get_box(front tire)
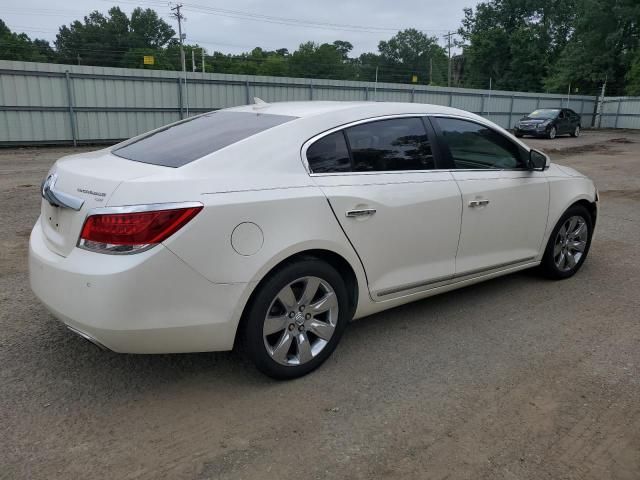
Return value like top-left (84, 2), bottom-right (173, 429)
top-left (547, 126), bottom-right (557, 139)
top-left (239, 259), bottom-right (349, 379)
top-left (540, 205), bottom-right (593, 279)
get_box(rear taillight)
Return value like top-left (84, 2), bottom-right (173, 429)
top-left (78, 203), bottom-right (202, 254)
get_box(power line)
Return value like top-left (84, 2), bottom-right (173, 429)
top-left (101, 0), bottom-right (456, 35)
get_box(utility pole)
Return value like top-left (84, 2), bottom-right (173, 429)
top-left (596, 76), bottom-right (607, 128)
top-left (374, 66), bottom-right (378, 101)
top-left (170, 3), bottom-right (188, 115)
top-left (429, 57), bottom-right (433, 85)
top-left (443, 31), bottom-right (455, 87)
top-left (192, 49), bottom-right (196, 72)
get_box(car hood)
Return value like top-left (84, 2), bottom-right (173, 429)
top-left (519, 117), bottom-right (549, 123)
top-left (554, 164), bottom-right (587, 178)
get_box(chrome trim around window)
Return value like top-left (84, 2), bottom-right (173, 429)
top-left (300, 113), bottom-right (433, 176)
top-left (84, 201), bottom-right (204, 216)
top-left (41, 173), bottom-right (85, 211)
top-left (301, 112), bottom-right (536, 177)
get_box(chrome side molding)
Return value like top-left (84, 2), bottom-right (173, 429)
top-left (41, 173), bottom-right (85, 211)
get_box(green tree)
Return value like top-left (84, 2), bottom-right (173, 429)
top-left (0, 19), bottom-right (55, 62)
top-left (545, 0), bottom-right (640, 95)
top-left (459, 0), bottom-right (577, 91)
top-left (625, 49), bottom-right (640, 95)
top-left (289, 41), bottom-right (355, 79)
top-left (129, 8), bottom-right (175, 49)
top-left (377, 29), bottom-right (448, 85)
top-left (55, 6), bottom-right (174, 67)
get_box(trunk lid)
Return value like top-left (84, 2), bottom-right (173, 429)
top-left (40, 149), bottom-right (164, 257)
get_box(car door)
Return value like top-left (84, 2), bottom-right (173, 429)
top-left (430, 116), bottom-right (549, 277)
top-left (557, 109), bottom-right (570, 134)
top-left (304, 116), bottom-right (462, 300)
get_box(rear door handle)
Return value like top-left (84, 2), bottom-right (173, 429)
top-left (346, 208), bottom-right (377, 218)
top-left (468, 200), bottom-right (490, 208)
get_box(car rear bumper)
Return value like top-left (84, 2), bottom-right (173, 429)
top-left (29, 219), bottom-right (248, 353)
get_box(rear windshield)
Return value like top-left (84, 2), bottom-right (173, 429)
top-left (112, 111), bottom-right (296, 167)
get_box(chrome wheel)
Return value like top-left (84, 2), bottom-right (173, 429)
top-left (263, 276), bottom-right (339, 366)
top-left (549, 127), bottom-right (556, 139)
top-left (553, 216), bottom-right (588, 272)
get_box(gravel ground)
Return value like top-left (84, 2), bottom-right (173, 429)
top-left (1, 130), bottom-right (639, 480)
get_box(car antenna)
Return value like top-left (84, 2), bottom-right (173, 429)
top-left (252, 97), bottom-right (269, 110)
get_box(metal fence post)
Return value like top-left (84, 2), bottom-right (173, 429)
top-left (64, 71), bottom-right (77, 147)
top-left (448, 92), bottom-right (453, 106)
top-left (365, 86), bottom-right (369, 101)
top-left (309, 82), bottom-right (313, 100)
top-left (245, 80), bottom-right (251, 105)
top-left (411, 88), bottom-right (415, 103)
top-left (536, 97), bottom-right (540, 110)
top-left (508, 95), bottom-right (515, 129)
top-left (480, 95), bottom-right (485, 116)
top-left (177, 78), bottom-right (183, 119)
top-left (615, 98), bottom-right (622, 128)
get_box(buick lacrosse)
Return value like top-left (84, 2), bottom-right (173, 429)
top-left (30, 101), bottom-right (598, 378)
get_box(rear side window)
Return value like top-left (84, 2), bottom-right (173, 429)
top-left (306, 131), bottom-right (351, 173)
top-left (346, 117), bottom-right (434, 172)
top-left (435, 117), bottom-right (525, 169)
top-left (113, 111), bottom-right (296, 167)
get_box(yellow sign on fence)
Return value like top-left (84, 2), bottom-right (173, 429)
top-left (143, 56), bottom-right (155, 65)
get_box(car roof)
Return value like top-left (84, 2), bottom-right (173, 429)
top-left (226, 101), bottom-right (478, 120)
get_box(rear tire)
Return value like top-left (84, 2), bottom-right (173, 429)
top-left (540, 205), bottom-right (593, 279)
top-left (571, 125), bottom-right (581, 137)
top-left (239, 259), bottom-right (350, 379)
top-left (515, 132), bottom-right (523, 138)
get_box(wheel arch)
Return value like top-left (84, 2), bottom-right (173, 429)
top-left (233, 248), bottom-right (362, 348)
top-left (571, 198), bottom-right (597, 228)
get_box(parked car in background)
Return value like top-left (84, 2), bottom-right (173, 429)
top-left (514, 108), bottom-right (581, 139)
top-left (30, 101), bottom-right (598, 379)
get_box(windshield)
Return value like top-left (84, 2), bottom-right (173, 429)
top-left (527, 109), bottom-right (559, 119)
top-left (112, 111), bottom-right (297, 167)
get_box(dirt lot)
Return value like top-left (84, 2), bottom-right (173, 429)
top-left (1, 130), bottom-right (639, 479)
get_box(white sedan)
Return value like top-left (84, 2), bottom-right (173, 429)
top-left (29, 101), bottom-right (598, 378)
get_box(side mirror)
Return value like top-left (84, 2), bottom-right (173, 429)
top-left (529, 149), bottom-right (550, 171)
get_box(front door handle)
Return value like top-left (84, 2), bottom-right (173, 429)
top-left (468, 200), bottom-right (490, 208)
top-left (346, 208), bottom-right (377, 218)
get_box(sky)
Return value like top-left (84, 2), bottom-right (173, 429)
top-left (3, 0), bottom-right (475, 56)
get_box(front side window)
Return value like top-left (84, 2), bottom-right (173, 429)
top-left (435, 117), bottom-right (525, 170)
top-left (345, 117), bottom-right (435, 172)
top-left (306, 131), bottom-right (351, 173)
top-left (113, 111), bottom-right (296, 167)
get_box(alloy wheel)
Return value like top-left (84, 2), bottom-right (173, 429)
top-left (549, 127), bottom-right (556, 139)
top-left (263, 276), bottom-right (339, 366)
top-left (553, 216), bottom-right (588, 272)
top-left (574, 126), bottom-right (580, 137)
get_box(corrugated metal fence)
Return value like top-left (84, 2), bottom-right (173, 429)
top-left (0, 60), bottom-right (608, 146)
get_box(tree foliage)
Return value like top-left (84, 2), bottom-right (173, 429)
top-left (0, 19), bottom-right (55, 62)
top-left (458, 0), bottom-right (577, 91)
top-left (2, 2), bottom-right (640, 94)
